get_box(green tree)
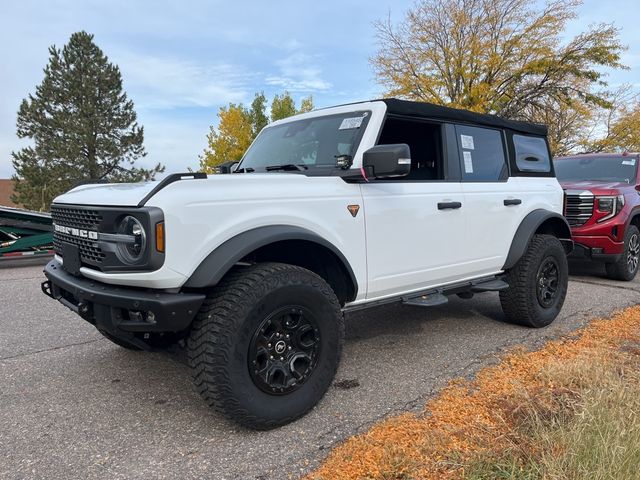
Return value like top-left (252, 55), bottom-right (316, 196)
top-left (200, 92), bottom-right (315, 172)
top-left (372, 0), bottom-right (627, 154)
top-left (270, 91), bottom-right (297, 121)
top-left (299, 95), bottom-right (315, 114)
top-left (11, 31), bottom-right (163, 211)
top-left (249, 91), bottom-right (269, 138)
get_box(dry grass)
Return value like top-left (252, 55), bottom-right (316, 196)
top-left (307, 306), bottom-right (640, 480)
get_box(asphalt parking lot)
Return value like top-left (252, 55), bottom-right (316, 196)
top-left (1, 261), bottom-right (639, 480)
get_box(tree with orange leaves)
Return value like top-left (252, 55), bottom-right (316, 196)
top-left (372, 0), bottom-right (631, 155)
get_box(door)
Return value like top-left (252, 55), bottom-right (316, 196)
top-left (361, 181), bottom-right (467, 300)
top-left (453, 124), bottom-right (523, 275)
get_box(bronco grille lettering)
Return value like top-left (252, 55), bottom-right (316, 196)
top-left (54, 223), bottom-right (98, 240)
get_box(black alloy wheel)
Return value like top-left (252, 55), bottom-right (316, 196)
top-left (536, 257), bottom-right (560, 308)
top-left (606, 225), bottom-right (640, 281)
top-left (249, 306), bottom-right (321, 395)
top-left (626, 231), bottom-right (639, 274)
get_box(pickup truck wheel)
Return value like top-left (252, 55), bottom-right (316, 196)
top-left (499, 234), bottom-right (568, 328)
top-left (605, 225), bottom-right (640, 281)
top-left (187, 262), bottom-right (344, 430)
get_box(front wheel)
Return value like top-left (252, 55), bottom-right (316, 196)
top-left (187, 262), bottom-right (344, 430)
top-left (605, 225), bottom-right (640, 281)
top-left (500, 234), bottom-right (569, 328)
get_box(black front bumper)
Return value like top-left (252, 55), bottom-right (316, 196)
top-left (42, 260), bottom-right (205, 347)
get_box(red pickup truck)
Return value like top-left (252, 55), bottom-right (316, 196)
top-left (554, 152), bottom-right (640, 281)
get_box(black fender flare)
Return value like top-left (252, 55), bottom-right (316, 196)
top-left (183, 225), bottom-right (358, 294)
top-left (503, 209), bottom-right (573, 270)
top-left (625, 205), bottom-right (640, 231)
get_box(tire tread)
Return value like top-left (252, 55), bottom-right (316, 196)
top-left (187, 262), bottom-right (344, 429)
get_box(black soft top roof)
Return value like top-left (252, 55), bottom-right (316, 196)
top-left (380, 98), bottom-right (547, 137)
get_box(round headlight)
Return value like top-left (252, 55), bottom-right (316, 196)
top-left (117, 215), bottom-right (146, 263)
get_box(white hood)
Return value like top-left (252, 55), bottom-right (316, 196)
top-left (52, 173), bottom-right (348, 208)
top-left (53, 181), bottom-right (160, 207)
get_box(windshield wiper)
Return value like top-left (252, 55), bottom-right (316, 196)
top-left (264, 163), bottom-right (308, 172)
top-left (234, 167), bottom-right (254, 173)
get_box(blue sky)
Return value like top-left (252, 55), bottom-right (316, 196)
top-left (1, 0), bottom-right (638, 179)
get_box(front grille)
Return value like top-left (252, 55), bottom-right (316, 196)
top-left (564, 191), bottom-right (594, 227)
top-left (51, 206), bottom-right (105, 264)
top-left (50, 206), bottom-right (102, 230)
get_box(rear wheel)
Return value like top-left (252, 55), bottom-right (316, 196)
top-left (500, 234), bottom-right (568, 328)
top-left (605, 225), bottom-right (640, 281)
top-left (188, 262), bottom-right (344, 430)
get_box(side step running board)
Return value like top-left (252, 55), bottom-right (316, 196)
top-left (401, 279), bottom-right (508, 308)
top-left (470, 279), bottom-right (509, 292)
top-left (343, 275), bottom-right (509, 314)
top-left (402, 292), bottom-right (448, 307)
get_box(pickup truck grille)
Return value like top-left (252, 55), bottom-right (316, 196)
top-left (564, 191), bottom-right (594, 227)
top-left (50, 206), bottom-right (105, 264)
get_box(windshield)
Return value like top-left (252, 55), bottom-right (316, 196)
top-left (237, 111), bottom-right (371, 173)
top-left (554, 156), bottom-right (638, 183)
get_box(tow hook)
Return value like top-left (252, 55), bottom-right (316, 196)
top-left (78, 302), bottom-right (90, 316)
top-left (41, 280), bottom-right (53, 299)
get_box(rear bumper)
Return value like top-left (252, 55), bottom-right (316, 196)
top-left (42, 260), bottom-right (205, 347)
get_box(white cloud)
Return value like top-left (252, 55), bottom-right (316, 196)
top-left (113, 51), bottom-right (254, 109)
top-left (265, 52), bottom-right (332, 92)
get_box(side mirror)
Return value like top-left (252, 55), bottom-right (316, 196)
top-left (362, 144), bottom-right (411, 179)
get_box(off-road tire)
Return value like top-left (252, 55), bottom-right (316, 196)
top-left (605, 225), bottom-right (640, 281)
top-left (500, 234), bottom-right (568, 328)
top-left (187, 262), bottom-right (344, 430)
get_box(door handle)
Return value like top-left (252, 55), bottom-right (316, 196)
top-left (503, 198), bottom-right (522, 206)
top-left (437, 201), bottom-right (462, 210)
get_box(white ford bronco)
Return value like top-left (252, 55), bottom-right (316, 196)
top-left (42, 99), bottom-right (573, 429)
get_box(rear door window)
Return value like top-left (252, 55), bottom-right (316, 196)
top-left (513, 135), bottom-right (551, 173)
top-left (455, 125), bottom-right (507, 181)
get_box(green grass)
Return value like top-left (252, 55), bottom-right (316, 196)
top-left (463, 348), bottom-right (640, 480)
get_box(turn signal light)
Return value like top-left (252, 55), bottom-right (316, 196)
top-left (155, 222), bottom-right (165, 253)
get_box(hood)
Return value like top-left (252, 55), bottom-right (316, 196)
top-left (53, 181), bottom-right (159, 207)
top-left (51, 173), bottom-right (338, 208)
top-left (559, 180), bottom-right (632, 196)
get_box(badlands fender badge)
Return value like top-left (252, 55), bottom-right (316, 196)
top-left (347, 205), bottom-right (360, 218)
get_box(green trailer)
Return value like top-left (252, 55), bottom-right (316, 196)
top-left (0, 206), bottom-right (54, 263)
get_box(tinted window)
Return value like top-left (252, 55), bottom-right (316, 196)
top-left (514, 135), bottom-right (550, 172)
top-left (554, 156), bottom-right (638, 183)
top-left (455, 125), bottom-right (506, 181)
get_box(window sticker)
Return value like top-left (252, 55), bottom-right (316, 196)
top-left (460, 134), bottom-right (475, 150)
top-left (622, 158), bottom-right (636, 166)
top-left (463, 151), bottom-right (474, 173)
top-left (339, 117), bottom-right (364, 130)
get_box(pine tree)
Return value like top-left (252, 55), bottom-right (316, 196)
top-left (11, 31), bottom-right (163, 211)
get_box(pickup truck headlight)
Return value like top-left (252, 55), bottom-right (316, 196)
top-left (116, 215), bottom-right (147, 263)
top-left (596, 195), bottom-right (624, 223)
